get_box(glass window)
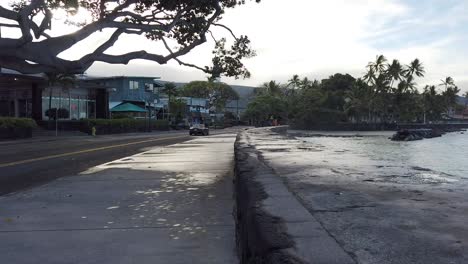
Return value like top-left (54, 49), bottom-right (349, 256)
top-left (129, 81), bottom-right (139, 90)
top-left (59, 96), bottom-right (70, 120)
top-left (79, 98), bottom-right (87, 119)
top-left (41, 97), bottom-right (61, 120)
top-left (88, 101), bottom-right (96, 119)
top-left (41, 97), bottom-right (49, 119)
top-left (153, 88), bottom-right (159, 95)
top-left (145, 83), bottom-right (154, 92)
top-left (70, 97), bottom-right (79, 120)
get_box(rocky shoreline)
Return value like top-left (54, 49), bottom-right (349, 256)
top-left (391, 127), bottom-right (466, 141)
top-left (291, 122), bottom-right (468, 132)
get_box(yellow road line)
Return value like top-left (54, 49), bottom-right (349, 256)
top-left (0, 135), bottom-right (187, 168)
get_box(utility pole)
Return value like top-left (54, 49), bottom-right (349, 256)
top-left (423, 102), bottom-right (426, 125)
top-left (56, 89), bottom-right (60, 136)
top-left (236, 99), bottom-right (239, 125)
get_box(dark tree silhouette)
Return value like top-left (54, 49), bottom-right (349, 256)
top-left (0, 0), bottom-right (258, 78)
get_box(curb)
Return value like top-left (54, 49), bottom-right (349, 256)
top-left (234, 127), bottom-right (355, 264)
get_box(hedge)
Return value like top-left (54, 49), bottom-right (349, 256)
top-left (80, 118), bottom-right (170, 135)
top-left (0, 117), bottom-right (36, 139)
top-left (0, 117), bottom-right (37, 129)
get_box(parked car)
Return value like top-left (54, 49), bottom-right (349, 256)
top-left (189, 124), bottom-right (209, 136)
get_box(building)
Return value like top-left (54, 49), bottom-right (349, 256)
top-left (110, 102), bottom-right (147, 118)
top-left (0, 69), bottom-right (45, 120)
top-left (1, 69), bottom-right (257, 125)
top-left (0, 69), bottom-right (109, 121)
top-left (157, 81), bottom-right (256, 120)
top-left (181, 97), bottom-right (210, 125)
top-left (82, 76), bottom-right (162, 111)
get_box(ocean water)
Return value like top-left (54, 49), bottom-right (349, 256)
top-left (253, 129), bottom-right (468, 263)
top-left (289, 130), bottom-right (468, 185)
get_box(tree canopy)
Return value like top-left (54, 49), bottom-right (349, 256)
top-left (0, 0), bottom-right (258, 77)
top-left (181, 80), bottom-right (211, 98)
top-left (161, 82), bottom-right (179, 99)
top-left (243, 94), bottom-right (287, 123)
top-left (243, 55), bottom-right (464, 127)
top-left (181, 80), bottom-right (238, 111)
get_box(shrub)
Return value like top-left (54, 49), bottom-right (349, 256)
top-left (80, 118), bottom-right (169, 135)
top-left (111, 113), bottom-right (132, 119)
top-left (45, 108), bottom-right (70, 119)
top-left (0, 117), bottom-right (37, 129)
top-left (151, 120), bottom-right (170, 130)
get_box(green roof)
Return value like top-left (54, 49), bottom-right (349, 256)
top-left (110, 102), bottom-right (147, 113)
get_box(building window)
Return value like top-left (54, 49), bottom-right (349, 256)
top-left (41, 87), bottom-right (96, 120)
top-left (129, 81), bottom-right (139, 90)
top-left (145, 83), bottom-right (154, 92)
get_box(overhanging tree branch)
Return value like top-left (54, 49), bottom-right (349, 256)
top-left (213, 23), bottom-right (238, 40)
top-left (161, 37), bottom-right (209, 73)
top-left (0, 0), bottom-right (258, 77)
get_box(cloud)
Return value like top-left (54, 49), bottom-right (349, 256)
top-left (3, 1), bottom-right (467, 93)
top-left (66, 0), bottom-right (468, 93)
top-left (79, 0), bottom-right (412, 86)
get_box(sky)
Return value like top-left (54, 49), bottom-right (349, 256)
top-left (2, 0), bottom-right (468, 92)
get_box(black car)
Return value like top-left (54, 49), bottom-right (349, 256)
top-left (189, 124), bottom-right (209, 136)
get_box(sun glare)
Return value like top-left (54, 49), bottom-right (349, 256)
top-left (52, 7), bottom-right (91, 27)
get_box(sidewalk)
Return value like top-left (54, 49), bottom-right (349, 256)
top-left (0, 133), bottom-right (238, 263)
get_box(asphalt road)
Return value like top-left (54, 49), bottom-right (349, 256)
top-left (0, 128), bottom-right (240, 195)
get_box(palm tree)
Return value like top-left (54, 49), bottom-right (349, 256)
top-left (363, 55), bottom-right (388, 84)
top-left (288, 74), bottom-right (301, 93)
top-left (363, 55), bottom-right (393, 122)
top-left (386, 59), bottom-right (404, 90)
top-left (301, 77), bottom-right (312, 89)
top-left (345, 79), bottom-right (376, 122)
top-left (162, 82), bottom-right (179, 100)
top-left (259, 81), bottom-right (282, 96)
top-left (422, 85), bottom-right (441, 122)
top-left (404, 58), bottom-right (425, 78)
top-left (46, 73), bottom-right (76, 88)
top-left (162, 82), bottom-right (179, 120)
top-left (439, 76), bottom-right (455, 90)
top-left (363, 67), bottom-right (376, 85)
top-left (442, 85), bottom-right (460, 114)
top-left (372, 73), bottom-right (392, 121)
top-left (398, 75), bottom-right (417, 93)
top-left (45, 72), bottom-right (76, 121)
top-left (372, 74), bottom-right (390, 93)
top-left (464, 91), bottom-right (468, 119)
top-left (368, 55), bottom-right (388, 74)
top-left (438, 77), bottom-right (458, 116)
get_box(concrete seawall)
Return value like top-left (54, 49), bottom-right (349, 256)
top-left (234, 127), bottom-right (355, 264)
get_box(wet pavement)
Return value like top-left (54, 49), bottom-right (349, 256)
top-left (249, 128), bottom-right (468, 264)
top-left (0, 133), bottom-right (238, 264)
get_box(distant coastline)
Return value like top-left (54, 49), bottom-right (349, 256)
top-left (289, 122), bottom-right (468, 132)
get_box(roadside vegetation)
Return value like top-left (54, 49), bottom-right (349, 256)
top-left (181, 80), bottom-right (240, 112)
top-left (0, 117), bottom-right (37, 129)
top-left (244, 55), bottom-right (462, 128)
top-left (160, 80), bottom-right (240, 126)
top-left (80, 119), bottom-right (169, 135)
top-left (0, 117), bottom-right (37, 139)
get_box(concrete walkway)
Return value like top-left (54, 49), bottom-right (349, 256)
top-left (0, 133), bottom-right (238, 264)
